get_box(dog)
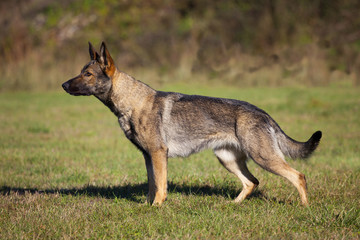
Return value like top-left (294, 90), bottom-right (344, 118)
top-left (62, 42), bottom-right (322, 206)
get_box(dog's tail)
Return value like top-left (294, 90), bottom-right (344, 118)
top-left (275, 127), bottom-right (322, 159)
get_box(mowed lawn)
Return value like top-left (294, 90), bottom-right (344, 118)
top-left (0, 84), bottom-right (359, 239)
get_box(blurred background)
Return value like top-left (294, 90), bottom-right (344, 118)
top-left (1, 0), bottom-right (360, 91)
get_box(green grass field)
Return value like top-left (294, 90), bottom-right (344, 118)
top-left (0, 84), bottom-right (359, 239)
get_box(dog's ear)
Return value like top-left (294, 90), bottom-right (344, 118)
top-left (88, 42), bottom-right (100, 61)
top-left (100, 41), bottom-right (116, 77)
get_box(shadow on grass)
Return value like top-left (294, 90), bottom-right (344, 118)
top-left (0, 182), bottom-right (281, 204)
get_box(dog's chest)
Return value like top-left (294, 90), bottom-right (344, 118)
top-left (118, 115), bottom-right (132, 138)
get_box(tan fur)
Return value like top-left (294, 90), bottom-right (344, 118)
top-left (62, 42), bottom-right (322, 206)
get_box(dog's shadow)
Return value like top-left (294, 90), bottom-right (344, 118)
top-left (0, 182), bottom-right (280, 204)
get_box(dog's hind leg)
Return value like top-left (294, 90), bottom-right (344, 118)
top-left (214, 148), bottom-right (259, 203)
top-left (247, 135), bottom-right (309, 205)
top-left (252, 154), bottom-right (308, 205)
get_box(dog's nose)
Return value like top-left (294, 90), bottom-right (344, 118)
top-left (62, 82), bottom-right (69, 91)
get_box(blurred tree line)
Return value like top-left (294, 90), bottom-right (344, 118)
top-left (1, 0), bottom-right (360, 90)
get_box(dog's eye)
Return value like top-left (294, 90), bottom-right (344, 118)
top-left (84, 72), bottom-right (92, 77)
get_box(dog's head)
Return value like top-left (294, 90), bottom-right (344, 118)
top-left (62, 42), bottom-right (116, 96)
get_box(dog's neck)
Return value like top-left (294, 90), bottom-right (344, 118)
top-left (96, 69), bottom-right (156, 118)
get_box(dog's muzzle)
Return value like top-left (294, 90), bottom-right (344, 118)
top-left (62, 82), bottom-right (70, 91)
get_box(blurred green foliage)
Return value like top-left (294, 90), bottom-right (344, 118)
top-left (0, 0), bottom-right (360, 89)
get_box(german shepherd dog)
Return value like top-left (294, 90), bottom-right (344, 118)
top-left (62, 42), bottom-right (322, 206)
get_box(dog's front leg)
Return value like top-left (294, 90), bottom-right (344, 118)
top-left (143, 148), bottom-right (168, 205)
top-left (143, 153), bottom-right (155, 203)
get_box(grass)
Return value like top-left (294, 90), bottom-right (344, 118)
top-left (0, 83), bottom-right (359, 239)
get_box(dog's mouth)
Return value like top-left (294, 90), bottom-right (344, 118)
top-left (69, 92), bottom-right (90, 96)
top-left (62, 82), bottom-right (91, 96)
top-left (66, 91), bottom-right (92, 96)
top-left (67, 90), bottom-right (91, 96)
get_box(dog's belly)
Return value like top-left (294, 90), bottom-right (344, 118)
top-left (166, 135), bottom-right (240, 158)
top-left (166, 139), bottom-right (205, 158)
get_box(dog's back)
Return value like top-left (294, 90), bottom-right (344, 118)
top-left (157, 92), bottom-right (321, 159)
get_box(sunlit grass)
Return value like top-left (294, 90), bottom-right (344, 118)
top-left (0, 85), bottom-right (359, 239)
